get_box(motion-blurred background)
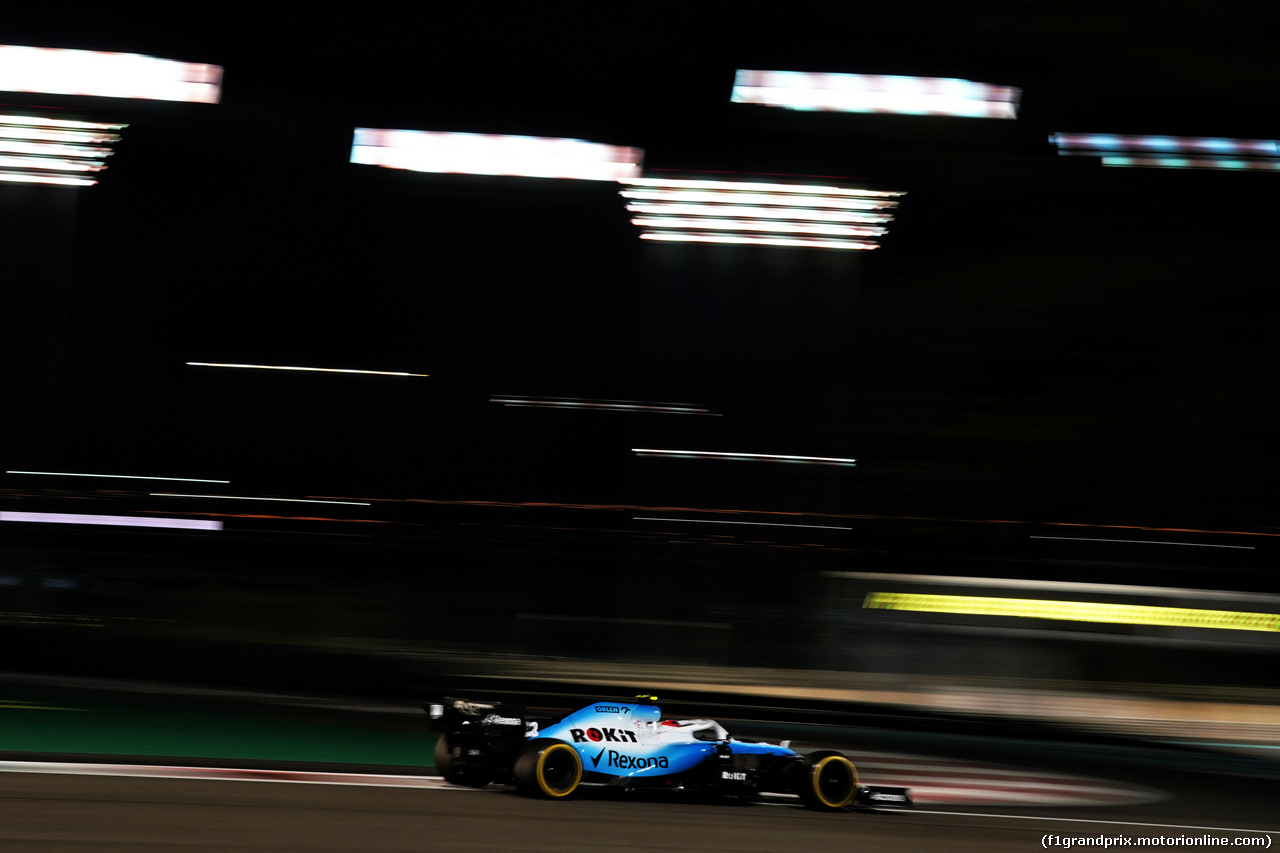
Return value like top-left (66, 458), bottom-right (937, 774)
top-left (2, 4), bottom-right (1277, 741)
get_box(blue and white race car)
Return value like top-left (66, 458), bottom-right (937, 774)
top-left (426, 695), bottom-right (911, 811)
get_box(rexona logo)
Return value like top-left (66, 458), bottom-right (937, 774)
top-left (593, 706), bottom-right (631, 715)
top-left (571, 727), bottom-right (638, 743)
top-left (603, 750), bottom-right (667, 770)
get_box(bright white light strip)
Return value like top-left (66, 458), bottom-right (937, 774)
top-left (633, 449), bottom-right (856, 466)
top-left (634, 516), bottom-right (851, 530)
top-left (0, 115), bottom-right (124, 186)
top-left (620, 178), bottom-right (901, 249)
top-left (1030, 536), bottom-right (1253, 549)
top-left (0, 511), bottom-right (221, 530)
top-left (0, 45), bottom-right (221, 103)
top-left (490, 396), bottom-right (713, 414)
top-left (0, 171), bottom-right (94, 186)
top-left (186, 362), bottom-right (428, 377)
top-left (350, 129), bottom-right (642, 181)
top-left (0, 154), bottom-right (104, 172)
top-left (0, 113), bottom-right (125, 130)
top-left (731, 70), bottom-right (1019, 119)
top-left (624, 202), bottom-right (894, 224)
top-left (621, 176), bottom-right (902, 197)
top-left (639, 232), bottom-right (879, 250)
top-left (620, 189), bottom-right (894, 211)
top-left (631, 216), bottom-right (884, 237)
top-left (0, 139), bottom-right (114, 157)
top-left (151, 493), bottom-right (370, 505)
top-left (6, 470), bottom-right (229, 483)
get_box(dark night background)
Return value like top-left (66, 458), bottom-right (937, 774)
top-left (1, 3), bottom-right (1278, 691)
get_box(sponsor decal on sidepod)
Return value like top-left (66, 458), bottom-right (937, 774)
top-left (570, 727), bottom-right (639, 744)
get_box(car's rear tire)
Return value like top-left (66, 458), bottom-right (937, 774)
top-left (434, 733), bottom-right (495, 788)
top-left (513, 740), bottom-right (582, 799)
top-left (798, 751), bottom-right (858, 811)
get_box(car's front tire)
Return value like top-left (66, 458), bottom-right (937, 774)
top-left (513, 739), bottom-right (582, 799)
top-left (798, 751), bottom-right (859, 810)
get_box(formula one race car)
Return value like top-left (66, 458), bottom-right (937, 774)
top-left (426, 695), bottom-right (912, 811)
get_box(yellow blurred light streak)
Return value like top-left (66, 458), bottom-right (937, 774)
top-left (639, 232), bottom-right (877, 250)
top-left (620, 189), bottom-right (893, 210)
top-left (620, 176), bottom-right (902, 197)
top-left (624, 202), bottom-right (894, 224)
top-left (151, 493), bottom-right (371, 505)
top-left (7, 470), bottom-right (229, 482)
top-left (630, 216), bottom-right (884, 237)
top-left (185, 362), bottom-right (428, 377)
top-left (863, 592), bottom-right (1280, 633)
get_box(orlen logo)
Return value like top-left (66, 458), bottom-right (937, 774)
top-left (593, 705), bottom-right (630, 715)
top-left (571, 727), bottom-right (638, 744)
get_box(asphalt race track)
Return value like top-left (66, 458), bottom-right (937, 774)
top-left (1, 756), bottom-right (1276, 853)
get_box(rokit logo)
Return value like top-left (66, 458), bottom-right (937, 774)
top-left (571, 727), bottom-right (639, 744)
top-left (720, 771), bottom-right (747, 781)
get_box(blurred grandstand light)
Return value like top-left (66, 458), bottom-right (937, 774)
top-left (0, 511), bottom-right (221, 530)
top-left (350, 129), bottom-right (643, 181)
top-left (0, 114), bottom-right (125, 186)
top-left (150, 493), bottom-right (371, 505)
top-left (864, 592), bottom-right (1280, 633)
top-left (633, 449), bottom-right (856, 466)
top-left (634, 516), bottom-right (852, 530)
top-left (1049, 133), bottom-right (1280, 171)
top-left (0, 45), bottom-right (221, 103)
top-left (620, 176), bottom-right (903, 250)
top-left (6, 470), bottom-right (228, 483)
top-left (186, 362), bottom-right (428, 377)
top-left (731, 69), bottom-right (1020, 118)
top-left (491, 396), bottom-right (718, 415)
top-left (1030, 535), bottom-right (1253, 549)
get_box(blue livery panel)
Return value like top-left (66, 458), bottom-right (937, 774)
top-left (539, 702), bottom-right (710, 778)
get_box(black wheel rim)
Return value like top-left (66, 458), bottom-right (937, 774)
top-left (542, 748), bottom-right (577, 792)
top-left (817, 759), bottom-right (853, 804)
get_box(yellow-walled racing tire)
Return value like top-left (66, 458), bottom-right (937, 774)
top-left (513, 740), bottom-right (583, 799)
top-left (798, 751), bottom-right (859, 810)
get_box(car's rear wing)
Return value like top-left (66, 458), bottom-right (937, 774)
top-left (424, 697), bottom-right (534, 736)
